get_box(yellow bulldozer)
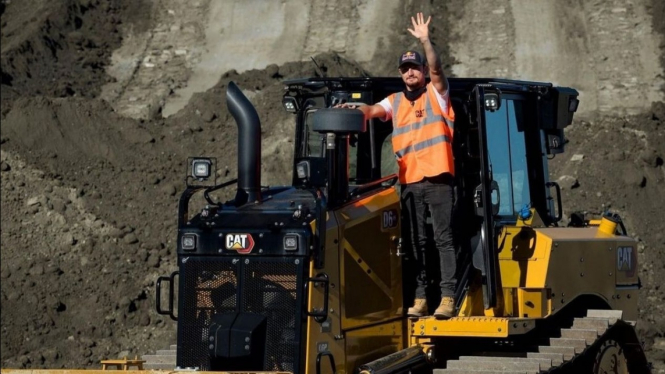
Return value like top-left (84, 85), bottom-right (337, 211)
top-left (3, 77), bottom-right (650, 374)
top-left (150, 77), bottom-right (649, 373)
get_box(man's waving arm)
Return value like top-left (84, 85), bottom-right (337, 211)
top-left (408, 13), bottom-right (448, 95)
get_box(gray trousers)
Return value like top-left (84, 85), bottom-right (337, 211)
top-left (401, 173), bottom-right (456, 298)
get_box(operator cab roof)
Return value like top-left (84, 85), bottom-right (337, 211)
top-left (283, 77), bottom-right (556, 95)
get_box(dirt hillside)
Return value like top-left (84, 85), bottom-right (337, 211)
top-left (1, 0), bottom-right (664, 370)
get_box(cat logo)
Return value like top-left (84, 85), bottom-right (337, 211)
top-left (225, 234), bottom-right (255, 254)
top-left (617, 246), bottom-right (636, 277)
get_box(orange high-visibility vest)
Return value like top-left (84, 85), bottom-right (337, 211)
top-left (388, 82), bottom-right (455, 184)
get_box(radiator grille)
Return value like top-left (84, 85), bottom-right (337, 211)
top-left (177, 257), bottom-right (304, 372)
top-left (242, 261), bottom-right (299, 372)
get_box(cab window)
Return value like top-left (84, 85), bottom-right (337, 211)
top-left (485, 99), bottom-right (531, 218)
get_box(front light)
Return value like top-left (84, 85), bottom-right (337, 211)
top-left (484, 93), bottom-right (500, 111)
top-left (192, 159), bottom-right (211, 180)
top-left (182, 234), bottom-right (197, 251)
top-left (283, 96), bottom-right (299, 113)
top-left (296, 161), bottom-right (310, 179)
top-left (568, 97), bottom-right (579, 112)
top-left (284, 234), bottom-right (298, 251)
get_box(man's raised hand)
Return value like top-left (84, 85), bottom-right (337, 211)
top-left (408, 12), bottom-right (431, 42)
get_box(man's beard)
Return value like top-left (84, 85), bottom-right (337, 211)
top-left (404, 77), bottom-right (424, 90)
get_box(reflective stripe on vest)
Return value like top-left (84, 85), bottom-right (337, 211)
top-left (392, 101), bottom-right (453, 138)
top-left (395, 134), bottom-right (452, 158)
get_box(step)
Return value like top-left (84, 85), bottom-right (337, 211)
top-left (560, 328), bottom-right (599, 343)
top-left (156, 349), bottom-right (177, 355)
top-left (527, 352), bottom-right (564, 366)
top-left (538, 345), bottom-right (577, 360)
top-left (141, 354), bottom-right (177, 364)
top-left (446, 359), bottom-right (540, 372)
top-left (143, 363), bottom-right (177, 370)
top-left (434, 369), bottom-right (530, 374)
top-left (170, 344), bottom-right (178, 350)
top-left (458, 356), bottom-right (551, 370)
top-left (549, 338), bottom-right (588, 350)
top-left (586, 309), bottom-right (622, 323)
top-left (572, 317), bottom-right (609, 333)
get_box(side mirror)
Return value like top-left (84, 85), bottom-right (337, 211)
top-left (295, 158), bottom-right (327, 188)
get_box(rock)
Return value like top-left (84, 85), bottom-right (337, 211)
top-left (189, 123), bottom-right (203, 132)
top-left (265, 64), bottom-right (281, 78)
top-left (51, 199), bottom-right (66, 214)
top-left (557, 175), bottom-right (580, 190)
top-left (123, 233), bottom-right (139, 244)
top-left (654, 337), bottom-right (665, 351)
top-left (139, 313), bottom-right (151, 326)
top-left (108, 228), bottom-right (124, 238)
top-left (42, 348), bottom-right (60, 362)
top-left (18, 355), bottom-right (30, 367)
top-left (0, 161), bottom-right (10, 171)
top-left (162, 184), bottom-right (177, 196)
top-left (60, 233), bottom-right (76, 247)
top-left (118, 296), bottom-right (132, 310)
top-left (638, 149), bottom-right (663, 168)
top-left (621, 167), bottom-right (646, 188)
top-left (29, 265), bottom-right (45, 276)
top-left (26, 196), bottom-right (45, 207)
top-left (570, 154), bottom-right (584, 162)
top-left (201, 109), bottom-right (216, 123)
top-left (146, 254), bottom-right (160, 268)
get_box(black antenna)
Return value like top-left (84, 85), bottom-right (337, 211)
top-left (310, 57), bottom-right (326, 78)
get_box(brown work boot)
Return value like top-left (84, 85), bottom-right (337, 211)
top-left (407, 298), bottom-right (428, 317)
top-left (433, 297), bottom-right (455, 319)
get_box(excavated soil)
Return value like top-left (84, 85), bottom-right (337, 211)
top-left (1, 0), bottom-right (664, 370)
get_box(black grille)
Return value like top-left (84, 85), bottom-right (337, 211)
top-left (177, 257), bottom-right (304, 372)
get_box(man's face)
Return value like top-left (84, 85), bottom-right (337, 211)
top-left (399, 63), bottom-right (426, 90)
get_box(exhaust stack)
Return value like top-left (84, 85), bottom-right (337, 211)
top-left (226, 81), bottom-right (261, 205)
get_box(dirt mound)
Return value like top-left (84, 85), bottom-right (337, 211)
top-left (0, 96), bottom-right (173, 368)
top-left (0, 0), bottom-right (151, 116)
top-left (653, 0), bottom-right (665, 93)
top-left (549, 102), bottom-right (665, 362)
top-left (0, 52), bottom-right (369, 368)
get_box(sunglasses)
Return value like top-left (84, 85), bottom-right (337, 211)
top-left (399, 65), bottom-right (422, 74)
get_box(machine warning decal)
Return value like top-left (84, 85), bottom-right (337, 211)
top-left (225, 234), bottom-right (255, 254)
top-left (617, 246), bottom-right (636, 277)
top-left (382, 209), bottom-right (398, 230)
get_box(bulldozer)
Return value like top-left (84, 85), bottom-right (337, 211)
top-left (150, 76), bottom-right (650, 374)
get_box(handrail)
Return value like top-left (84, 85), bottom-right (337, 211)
top-left (349, 174), bottom-right (398, 198)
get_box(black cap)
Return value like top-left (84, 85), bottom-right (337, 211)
top-left (398, 50), bottom-right (425, 68)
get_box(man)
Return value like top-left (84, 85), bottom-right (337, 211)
top-left (339, 13), bottom-right (456, 319)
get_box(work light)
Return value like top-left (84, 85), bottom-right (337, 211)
top-left (191, 158), bottom-right (212, 180)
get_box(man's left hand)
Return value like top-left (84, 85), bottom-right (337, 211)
top-left (408, 12), bottom-right (431, 42)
